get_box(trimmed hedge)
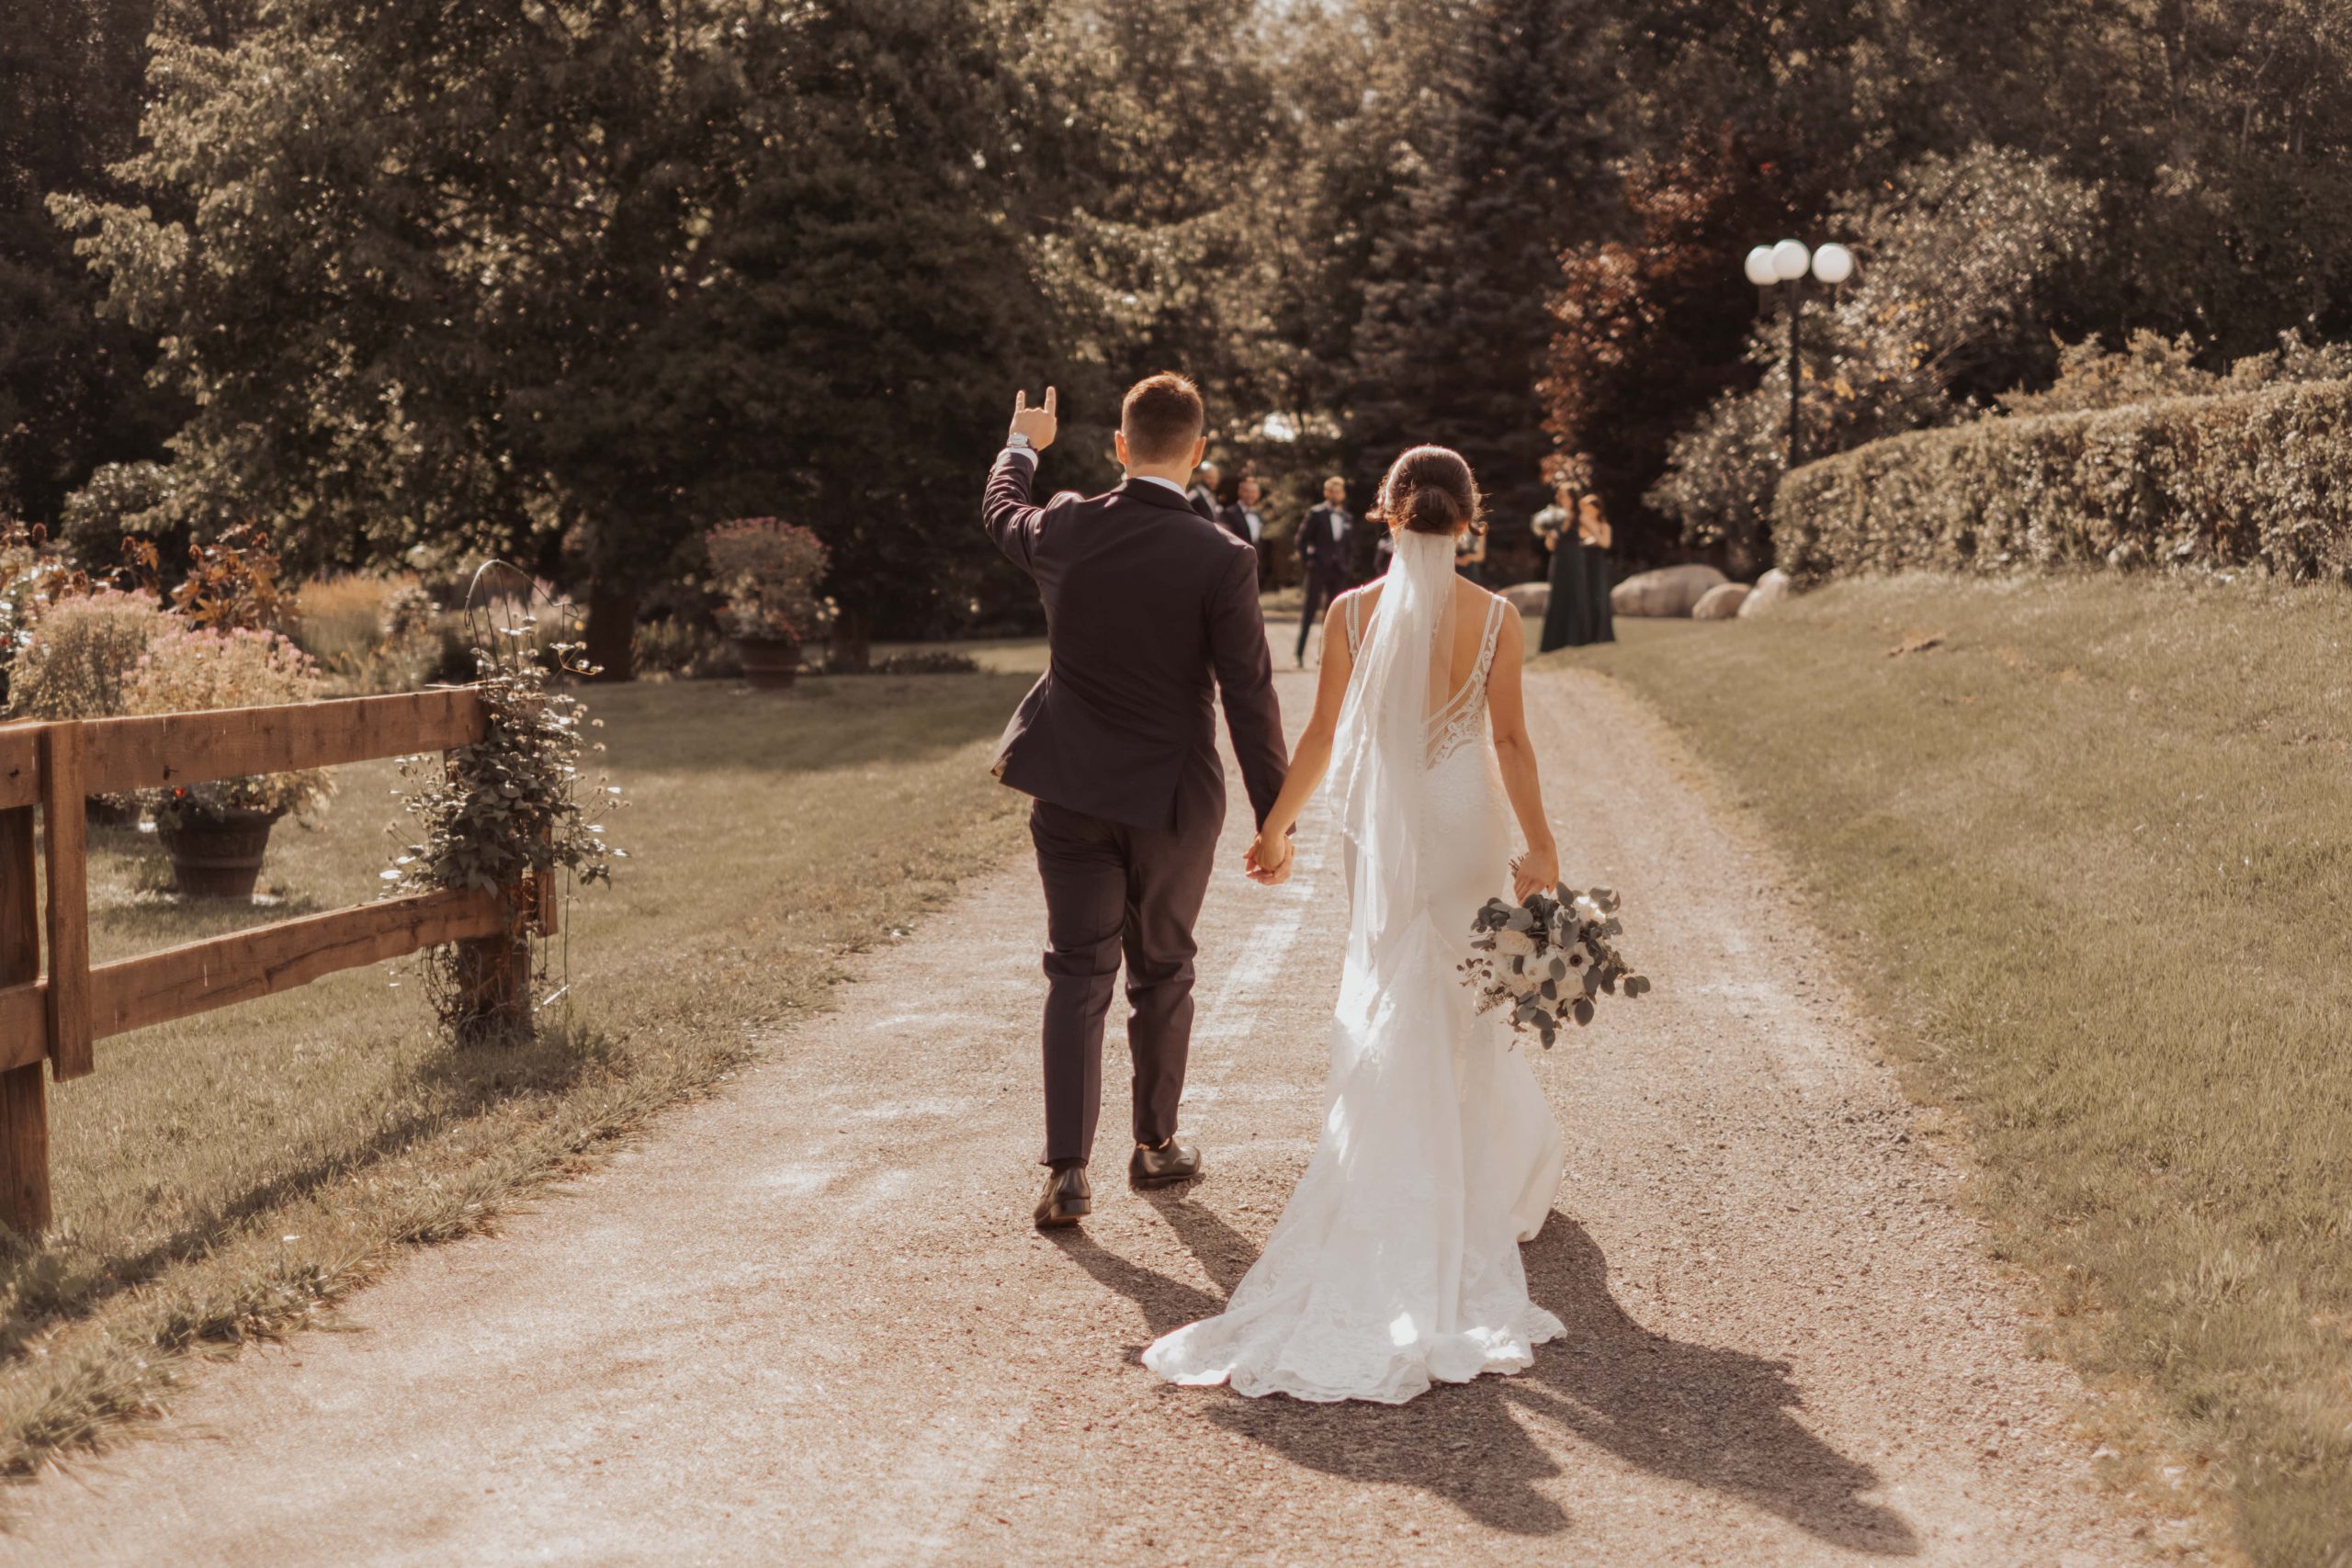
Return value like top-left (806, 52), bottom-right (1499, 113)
top-left (1772, 378), bottom-right (2352, 584)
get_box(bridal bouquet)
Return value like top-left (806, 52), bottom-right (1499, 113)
top-left (1461, 886), bottom-right (1650, 1048)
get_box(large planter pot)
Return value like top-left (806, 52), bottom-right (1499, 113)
top-left (730, 635), bottom-right (802, 691)
top-left (158, 807), bottom-right (285, 900)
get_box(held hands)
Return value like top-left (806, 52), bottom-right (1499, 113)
top-left (1510, 841), bottom-right (1559, 903)
top-left (1245, 826), bottom-right (1295, 886)
top-left (1009, 386), bottom-right (1058, 453)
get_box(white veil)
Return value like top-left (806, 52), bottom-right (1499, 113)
top-left (1329, 527), bottom-right (1459, 972)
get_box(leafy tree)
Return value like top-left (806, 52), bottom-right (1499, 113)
top-left (1913, 0), bottom-right (2352, 356)
top-left (62, 0), bottom-right (780, 670)
top-left (1646, 146), bottom-right (2097, 569)
top-left (58, 0), bottom-right (1107, 659)
top-left (1539, 130), bottom-right (1794, 564)
top-left (0, 0), bottom-right (182, 525)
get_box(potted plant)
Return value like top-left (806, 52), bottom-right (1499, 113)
top-left (126, 626), bottom-right (335, 898)
top-left (704, 518), bottom-right (833, 690)
top-left (7, 588), bottom-right (175, 826)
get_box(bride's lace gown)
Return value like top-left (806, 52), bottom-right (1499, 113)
top-left (1144, 549), bottom-right (1566, 1404)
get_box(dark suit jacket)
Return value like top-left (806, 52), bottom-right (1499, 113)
top-left (1217, 501), bottom-right (1261, 548)
top-left (1298, 502), bottom-right (1353, 580)
top-left (983, 456), bottom-right (1287, 834)
top-left (1186, 484), bottom-right (1219, 523)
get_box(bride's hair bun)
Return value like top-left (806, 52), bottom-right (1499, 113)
top-left (1381, 446), bottom-right (1483, 537)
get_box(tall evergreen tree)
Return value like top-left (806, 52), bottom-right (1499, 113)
top-left (1340, 0), bottom-right (1617, 570)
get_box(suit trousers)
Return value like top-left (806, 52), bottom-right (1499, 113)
top-left (1029, 761), bottom-right (1223, 1168)
top-left (1295, 566), bottom-right (1345, 661)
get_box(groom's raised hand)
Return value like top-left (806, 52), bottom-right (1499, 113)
top-left (1009, 386), bottom-right (1058, 453)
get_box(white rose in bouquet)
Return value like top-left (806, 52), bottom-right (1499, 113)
top-left (1492, 927), bottom-right (1539, 959)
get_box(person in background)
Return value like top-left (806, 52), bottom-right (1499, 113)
top-left (1220, 476), bottom-right (1269, 584)
top-left (1188, 460), bottom-right (1223, 523)
top-left (1295, 474), bottom-right (1355, 666)
top-left (1368, 502), bottom-right (1393, 577)
top-left (1218, 475), bottom-right (1264, 547)
top-left (1577, 491), bottom-right (1615, 643)
top-left (1535, 478), bottom-right (1592, 652)
top-left (1454, 518), bottom-right (1487, 583)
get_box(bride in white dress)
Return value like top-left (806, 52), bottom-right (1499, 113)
top-left (1144, 445), bottom-right (1568, 1404)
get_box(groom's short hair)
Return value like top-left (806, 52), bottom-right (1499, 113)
top-left (1122, 373), bottom-right (1204, 464)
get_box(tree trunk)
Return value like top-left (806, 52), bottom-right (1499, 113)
top-left (583, 586), bottom-right (639, 682)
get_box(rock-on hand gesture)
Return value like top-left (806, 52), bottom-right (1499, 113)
top-left (1009, 387), bottom-right (1058, 453)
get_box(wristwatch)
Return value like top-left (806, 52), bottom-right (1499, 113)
top-left (1005, 432), bottom-right (1035, 452)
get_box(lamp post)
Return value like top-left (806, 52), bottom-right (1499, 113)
top-left (1743, 239), bottom-right (1855, 473)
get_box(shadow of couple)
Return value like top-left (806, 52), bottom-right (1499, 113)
top-left (1051, 1195), bottom-right (1919, 1554)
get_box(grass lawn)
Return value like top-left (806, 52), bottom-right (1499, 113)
top-left (0, 671), bottom-right (1034, 1474)
top-left (1557, 575), bottom-right (2352, 1562)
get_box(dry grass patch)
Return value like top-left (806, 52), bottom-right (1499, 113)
top-left (0, 672), bottom-right (1031, 1478)
top-left (1559, 575), bottom-right (2352, 1563)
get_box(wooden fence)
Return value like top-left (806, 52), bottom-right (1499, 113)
top-left (0, 686), bottom-right (544, 1236)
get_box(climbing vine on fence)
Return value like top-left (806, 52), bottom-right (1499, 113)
top-left (387, 626), bottom-right (624, 1043)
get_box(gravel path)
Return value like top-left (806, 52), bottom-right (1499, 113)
top-left (1, 665), bottom-right (2153, 1566)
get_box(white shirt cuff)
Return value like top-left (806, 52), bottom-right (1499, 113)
top-left (1000, 446), bottom-right (1039, 467)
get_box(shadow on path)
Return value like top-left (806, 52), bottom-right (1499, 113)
top-left (1052, 1198), bottom-right (1917, 1555)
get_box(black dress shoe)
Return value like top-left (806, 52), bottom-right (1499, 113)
top-left (1034, 1165), bottom-right (1091, 1229)
top-left (1129, 1138), bottom-right (1203, 1190)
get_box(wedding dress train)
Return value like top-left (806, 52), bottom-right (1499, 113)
top-left (1144, 531), bottom-right (1566, 1404)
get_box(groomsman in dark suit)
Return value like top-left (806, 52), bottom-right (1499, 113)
top-left (1187, 461), bottom-right (1222, 523)
top-left (1219, 476), bottom-right (1265, 544)
top-left (1294, 474), bottom-right (1354, 666)
top-left (1220, 476), bottom-right (1272, 589)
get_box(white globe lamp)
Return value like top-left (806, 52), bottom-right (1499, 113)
top-left (1743, 245), bottom-right (1778, 288)
top-left (1811, 242), bottom-right (1854, 286)
top-left (1770, 239), bottom-right (1812, 282)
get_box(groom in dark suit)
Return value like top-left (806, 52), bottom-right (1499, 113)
top-left (983, 374), bottom-right (1290, 1229)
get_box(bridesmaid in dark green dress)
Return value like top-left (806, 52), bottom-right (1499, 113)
top-left (1536, 482), bottom-right (1591, 652)
top-left (1578, 492), bottom-right (1615, 644)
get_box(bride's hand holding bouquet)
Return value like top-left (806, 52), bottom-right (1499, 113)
top-left (1510, 840), bottom-right (1558, 902)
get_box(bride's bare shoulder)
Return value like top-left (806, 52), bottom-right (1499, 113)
top-left (1454, 578), bottom-right (1507, 615)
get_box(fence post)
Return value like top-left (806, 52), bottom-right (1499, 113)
top-left (40, 723), bottom-right (92, 1080)
top-left (0, 807), bottom-right (51, 1236)
top-left (449, 903), bottom-right (532, 1045)
top-left (443, 749), bottom-right (532, 1045)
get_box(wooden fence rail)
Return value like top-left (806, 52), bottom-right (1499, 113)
top-left (0, 686), bottom-right (537, 1236)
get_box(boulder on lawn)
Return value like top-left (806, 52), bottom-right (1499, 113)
top-left (1737, 568), bottom-right (1793, 617)
top-left (1498, 581), bottom-right (1549, 615)
top-left (1610, 563), bottom-right (1727, 618)
top-left (1691, 581), bottom-right (1751, 620)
